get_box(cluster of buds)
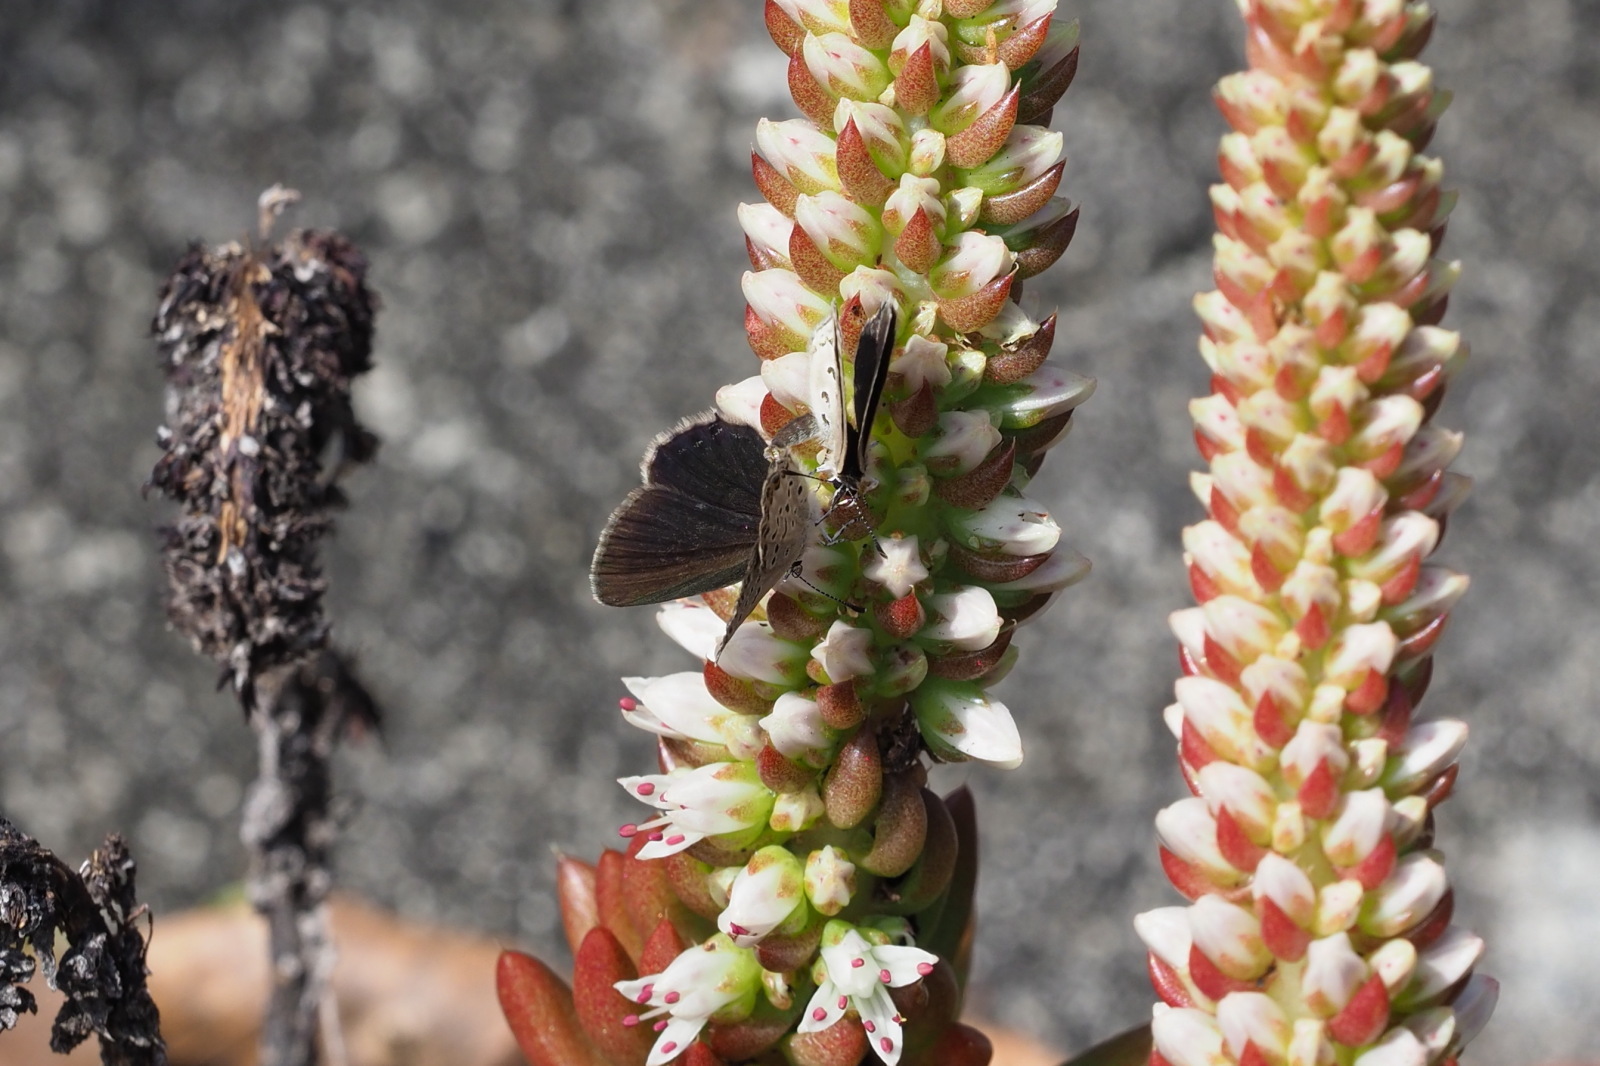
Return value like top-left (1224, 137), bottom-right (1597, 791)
top-left (1137, 4), bottom-right (1495, 1066)
top-left (499, 2), bottom-right (1091, 1065)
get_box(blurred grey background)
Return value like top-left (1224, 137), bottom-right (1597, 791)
top-left (0, 0), bottom-right (1593, 1060)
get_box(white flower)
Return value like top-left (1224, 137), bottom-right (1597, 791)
top-left (615, 936), bottom-right (762, 1066)
top-left (621, 672), bottom-right (761, 760)
top-left (656, 600), bottom-right (727, 661)
top-left (620, 762), bottom-right (774, 860)
top-left (805, 846), bottom-right (857, 916)
top-left (798, 925), bottom-right (937, 1066)
top-left (923, 586), bottom-right (1002, 651)
top-left (891, 334), bottom-right (952, 394)
top-left (762, 691), bottom-right (832, 762)
top-left (812, 620), bottom-right (875, 682)
top-left (718, 622), bottom-right (810, 685)
top-left (717, 846), bottom-right (807, 947)
top-left (863, 534), bottom-right (929, 599)
top-left (910, 680), bottom-right (1024, 769)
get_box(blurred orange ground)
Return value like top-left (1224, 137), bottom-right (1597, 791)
top-left (0, 895), bottom-right (1063, 1066)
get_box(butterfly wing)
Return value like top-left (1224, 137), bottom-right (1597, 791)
top-left (807, 315), bottom-right (847, 480)
top-left (592, 413), bottom-right (768, 607)
top-left (843, 302), bottom-right (897, 483)
top-left (718, 457), bottom-right (814, 653)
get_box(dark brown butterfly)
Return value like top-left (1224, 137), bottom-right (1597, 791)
top-left (591, 411), bottom-right (816, 653)
top-left (590, 303), bottom-right (897, 654)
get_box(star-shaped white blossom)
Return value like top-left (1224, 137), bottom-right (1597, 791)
top-left (797, 926), bottom-right (937, 1066)
top-left (615, 936), bottom-right (761, 1066)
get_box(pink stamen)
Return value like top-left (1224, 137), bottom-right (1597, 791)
top-left (661, 1041), bottom-right (677, 1053)
top-left (838, 995), bottom-right (848, 1010)
top-left (851, 957), bottom-right (866, 968)
top-left (638, 984), bottom-right (654, 1003)
top-left (879, 968), bottom-right (891, 983)
top-left (649, 832), bottom-right (664, 841)
top-left (729, 923), bottom-right (749, 936)
top-left (623, 1015), bottom-right (640, 1027)
top-left (812, 1007), bottom-right (827, 1021)
top-left (664, 991), bottom-right (680, 1005)
top-left (654, 1021), bottom-right (668, 1033)
top-left (880, 1038), bottom-right (894, 1053)
top-left (620, 697), bottom-right (639, 712)
top-left (619, 824), bottom-right (638, 838)
top-left (636, 782), bottom-right (656, 796)
top-left (863, 1020), bottom-right (876, 1033)
top-left (916, 962), bottom-right (934, 976)
top-left (666, 833), bottom-right (685, 845)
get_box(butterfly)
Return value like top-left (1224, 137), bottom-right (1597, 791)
top-left (590, 302), bottom-right (898, 655)
top-left (811, 301), bottom-right (896, 539)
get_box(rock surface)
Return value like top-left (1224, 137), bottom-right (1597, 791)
top-left (0, 1), bottom-right (1593, 1061)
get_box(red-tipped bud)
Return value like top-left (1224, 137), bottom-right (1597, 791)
top-left (1012, 203), bottom-right (1080, 279)
top-left (1297, 758), bottom-right (1341, 820)
top-left (939, 272), bottom-right (1014, 332)
top-left (822, 728), bottom-right (882, 829)
top-left (998, 15), bottom-right (1053, 70)
top-left (758, 741), bottom-right (817, 794)
top-left (896, 42), bottom-right (940, 115)
top-left (789, 222), bottom-right (849, 293)
top-left (876, 590), bottom-right (927, 639)
top-left (704, 660), bottom-right (771, 714)
top-left (1327, 974), bottom-right (1390, 1047)
top-left (947, 85), bottom-right (1021, 169)
top-left (934, 439), bottom-right (1017, 510)
top-left (847, 0), bottom-right (898, 50)
top-left (752, 151), bottom-right (799, 218)
top-left (837, 118), bottom-right (895, 207)
top-left (895, 207), bottom-right (942, 274)
top-left (786, 1015), bottom-right (870, 1066)
top-left (764, 0), bottom-right (804, 55)
top-left (1258, 896), bottom-right (1310, 962)
top-left (788, 49), bottom-right (838, 126)
top-left (815, 680), bottom-right (865, 730)
top-left (861, 772), bottom-right (930, 877)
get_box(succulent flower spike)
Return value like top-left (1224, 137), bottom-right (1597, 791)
top-left (506, 2), bottom-right (1092, 1063)
top-left (1139, 4), bottom-right (1493, 1065)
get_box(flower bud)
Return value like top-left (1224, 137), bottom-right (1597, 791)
top-left (911, 679), bottom-right (1023, 768)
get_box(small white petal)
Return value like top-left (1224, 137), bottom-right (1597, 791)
top-left (893, 334), bottom-right (952, 394)
top-left (1382, 719), bottom-right (1468, 795)
top-left (863, 535), bottom-right (929, 599)
top-left (715, 376), bottom-right (769, 430)
top-left (719, 623), bottom-right (807, 685)
top-left (950, 493), bottom-right (1061, 556)
top-left (647, 1016), bottom-right (709, 1066)
top-left (923, 586), bottom-right (1002, 651)
top-left (762, 692), bottom-right (832, 760)
top-left (1350, 1028), bottom-right (1426, 1066)
top-left (809, 623), bottom-right (872, 684)
top-left (762, 350), bottom-right (814, 412)
top-left (1216, 992), bottom-right (1291, 1060)
top-left (1134, 907), bottom-right (1193, 972)
top-left (797, 979), bottom-right (847, 1034)
top-left (656, 600), bottom-right (725, 661)
top-left (1302, 933), bottom-right (1367, 1014)
top-left (912, 683), bottom-right (1023, 768)
top-left (1361, 853), bottom-right (1448, 938)
top-left (621, 672), bottom-right (729, 745)
top-left (924, 410), bottom-right (1002, 473)
top-left (1151, 1007), bottom-right (1230, 1066)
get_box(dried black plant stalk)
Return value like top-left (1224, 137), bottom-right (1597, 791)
top-left (0, 818), bottom-right (165, 1065)
top-left (147, 188), bottom-right (379, 1066)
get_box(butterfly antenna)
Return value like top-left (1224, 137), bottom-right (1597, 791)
top-left (786, 560), bottom-right (864, 613)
